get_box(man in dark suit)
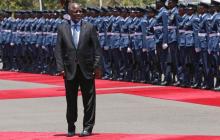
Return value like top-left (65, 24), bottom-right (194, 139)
top-left (55, 2), bottom-right (102, 137)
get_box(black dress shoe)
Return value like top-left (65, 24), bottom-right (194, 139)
top-left (191, 83), bottom-right (201, 89)
top-left (79, 130), bottom-right (92, 137)
top-left (102, 76), bottom-right (109, 80)
top-left (116, 77), bottom-right (123, 81)
top-left (140, 80), bottom-right (146, 83)
top-left (172, 81), bottom-right (180, 86)
top-left (151, 79), bottom-right (160, 85)
top-left (67, 131), bottom-right (75, 137)
top-left (214, 86), bottom-right (220, 91)
top-left (201, 85), bottom-right (212, 90)
top-left (161, 81), bottom-right (171, 86)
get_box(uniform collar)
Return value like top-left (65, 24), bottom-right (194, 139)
top-left (170, 6), bottom-right (178, 13)
top-left (149, 17), bottom-right (154, 22)
top-left (159, 7), bottom-right (166, 12)
top-left (188, 14), bottom-right (194, 20)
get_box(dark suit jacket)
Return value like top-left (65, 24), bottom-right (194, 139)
top-left (55, 20), bottom-right (102, 80)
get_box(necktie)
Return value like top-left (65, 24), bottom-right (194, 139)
top-left (72, 24), bottom-right (80, 48)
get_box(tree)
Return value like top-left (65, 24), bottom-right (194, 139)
top-left (0, 0), bottom-right (156, 10)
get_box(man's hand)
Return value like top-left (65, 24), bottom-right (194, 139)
top-left (56, 71), bottom-right (65, 76)
top-left (127, 47), bottom-right (132, 53)
top-left (94, 68), bottom-right (102, 79)
top-left (162, 43), bottom-right (168, 50)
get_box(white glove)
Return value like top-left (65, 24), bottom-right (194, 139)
top-left (10, 43), bottom-right (14, 46)
top-left (142, 48), bottom-right (147, 52)
top-left (208, 49), bottom-right (211, 54)
top-left (42, 46), bottom-right (46, 50)
top-left (162, 43), bottom-right (168, 50)
top-left (104, 46), bottom-right (109, 50)
top-left (127, 47), bottom-right (132, 53)
top-left (195, 47), bottom-right (201, 53)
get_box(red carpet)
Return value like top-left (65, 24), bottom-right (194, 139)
top-left (0, 71), bottom-right (220, 107)
top-left (0, 132), bottom-right (220, 140)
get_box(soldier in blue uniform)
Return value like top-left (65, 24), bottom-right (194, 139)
top-left (100, 7), bottom-right (114, 80)
top-left (35, 11), bottom-right (46, 73)
top-left (208, 0), bottom-right (220, 91)
top-left (164, 0), bottom-right (179, 85)
top-left (22, 11), bottom-right (33, 72)
top-left (109, 8), bottom-right (123, 80)
top-left (129, 8), bottom-right (145, 82)
top-left (118, 8), bottom-right (133, 81)
top-left (142, 6), bottom-right (158, 83)
top-left (176, 3), bottom-right (189, 87)
top-left (100, 8), bottom-right (114, 80)
top-left (1, 11), bottom-right (12, 70)
top-left (0, 12), bottom-right (4, 67)
top-left (207, 0), bottom-right (220, 90)
top-left (29, 11), bottom-right (40, 72)
top-left (182, 4), bottom-right (200, 88)
top-left (153, 0), bottom-right (169, 85)
top-left (194, 2), bottom-right (211, 89)
top-left (10, 11), bottom-right (23, 71)
top-left (127, 8), bottom-right (140, 82)
top-left (48, 11), bottom-right (64, 74)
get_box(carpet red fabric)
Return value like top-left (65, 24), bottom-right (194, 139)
top-left (0, 71), bottom-right (149, 87)
top-left (0, 71), bottom-right (220, 107)
top-left (0, 132), bottom-right (220, 140)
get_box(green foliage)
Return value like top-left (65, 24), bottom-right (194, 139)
top-left (0, 0), bottom-right (155, 10)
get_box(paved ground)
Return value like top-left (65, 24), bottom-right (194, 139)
top-left (0, 62), bottom-right (2, 70)
top-left (0, 93), bottom-right (220, 135)
top-left (0, 80), bottom-right (59, 90)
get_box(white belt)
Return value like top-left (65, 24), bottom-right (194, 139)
top-left (111, 33), bottom-right (120, 35)
top-left (179, 30), bottom-right (185, 33)
top-left (184, 31), bottom-right (193, 34)
top-left (42, 32), bottom-right (47, 35)
top-left (121, 33), bottom-right (129, 36)
top-left (19, 32), bottom-right (30, 35)
top-left (35, 32), bottom-right (43, 35)
top-left (107, 32), bottom-right (112, 35)
top-left (134, 32), bottom-right (142, 36)
top-left (154, 26), bottom-right (162, 30)
top-left (3, 30), bottom-right (11, 32)
top-left (12, 32), bottom-right (18, 34)
top-left (107, 32), bottom-right (120, 36)
top-left (209, 33), bottom-right (218, 37)
top-left (51, 33), bottom-right (57, 36)
top-left (168, 26), bottom-right (176, 30)
top-left (145, 35), bottom-right (154, 39)
top-left (99, 33), bottom-right (105, 36)
top-left (198, 33), bottom-right (207, 37)
top-left (43, 32), bottom-right (52, 35)
top-left (130, 34), bottom-right (134, 37)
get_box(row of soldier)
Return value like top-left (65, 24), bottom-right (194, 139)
top-left (0, 0), bottom-right (220, 91)
top-left (84, 0), bottom-right (220, 91)
top-left (0, 10), bottom-right (64, 74)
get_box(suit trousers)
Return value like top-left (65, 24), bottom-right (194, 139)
top-left (64, 65), bottom-right (96, 132)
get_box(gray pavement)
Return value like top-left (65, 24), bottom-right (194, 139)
top-left (0, 80), bottom-right (59, 90)
top-left (0, 94), bottom-right (220, 135)
top-left (0, 62), bottom-right (2, 70)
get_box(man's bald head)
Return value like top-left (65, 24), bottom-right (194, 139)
top-left (68, 2), bottom-right (82, 11)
